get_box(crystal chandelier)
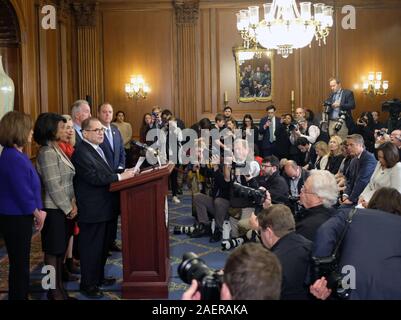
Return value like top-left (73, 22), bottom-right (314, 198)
top-left (125, 75), bottom-right (150, 100)
top-left (236, 1), bottom-right (334, 58)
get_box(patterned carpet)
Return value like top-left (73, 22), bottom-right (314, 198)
top-left (0, 192), bottom-right (229, 300)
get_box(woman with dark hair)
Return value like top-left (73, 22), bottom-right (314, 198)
top-left (355, 111), bottom-right (375, 153)
top-left (0, 111), bottom-right (47, 300)
top-left (113, 110), bottom-right (133, 167)
top-left (59, 115), bottom-right (80, 281)
top-left (139, 113), bottom-right (153, 143)
top-left (367, 187), bottom-right (401, 216)
top-left (359, 142), bottom-right (401, 207)
top-left (241, 114), bottom-right (259, 156)
top-left (34, 113), bottom-right (77, 300)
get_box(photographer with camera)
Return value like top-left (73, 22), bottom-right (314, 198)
top-left (283, 160), bottom-right (309, 216)
top-left (191, 155), bottom-right (231, 242)
top-left (257, 156), bottom-right (289, 205)
top-left (310, 187), bottom-right (401, 300)
top-left (290, 109), bottom-right (321, 145)
top-left (355, 112), bottom-right (375, 153)
top-left (258, 205), bottom-right (312, 300)
top-left (326, 78), bottom-right (356, 139)
top-left (181, 243), bottom-right (282, 300)
top-left (226, 139), bottom-right (261, 238)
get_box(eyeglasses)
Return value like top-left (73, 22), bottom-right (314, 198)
top-left (84, 128), bottom-right (105, 134)
top-left (262, 164), bottom-right (273, 168)
top-left (300, 186), bottom-right (315, 195)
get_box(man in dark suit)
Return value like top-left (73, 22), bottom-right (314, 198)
top-left (297, 170), bottom-right (338, 242)
top-left (327, 77), bottom-right (356, 139)
top-left (295, 137), bottom-right (318, 170)
top-left (283, 160), bottom-right (310, 216)
top-left (259, 105), bottom-right (281, 157)
top-left (98, 103), bottom-right (126, 252)
top-left (257, 155), bottom-right (289, 205)
top-left (341, 134), bottom-right (376, 206)
top-left (258, 205), bottom-right (312, 300)
top-left (312, 206), bottom-right (401, 300)
top-left (71, 100), bottom-right (91, 145)
top-left (72, 117), bottom-right (135, 298)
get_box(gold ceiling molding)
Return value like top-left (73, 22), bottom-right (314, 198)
top-left (72, 1), bottom-right (99, 27)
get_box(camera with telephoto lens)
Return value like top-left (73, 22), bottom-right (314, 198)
top-left (377, 128), bottom-right (387, 137)
top-left (334, 111), bottom-right (347, 132)
top-left (178, 252), bottom-right (223, 300)
top-left (173, 225), bottom-right (195, 235)
top-left (311, 255), bottom-right (351, 299)
top-left (323, 100), bottom-right (332, 114)
top-left (288, 121), bottom-right (299, 131)
top-left (232, 182), bottom-right (267, 208)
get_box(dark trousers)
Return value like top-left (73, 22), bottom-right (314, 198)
top-left (79, 220), bottom-right (113, 288)
top-left (170, 165), bottom-right (179, 197)
top-left (0, 215), bottom-right (33, 300)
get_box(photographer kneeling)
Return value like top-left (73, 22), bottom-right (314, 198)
top-left (226, 139), bottom-right (260, 238)
top-left (182, 243), bottom-right (282, 300)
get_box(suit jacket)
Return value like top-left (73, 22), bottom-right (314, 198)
top-left (271, 232), bottom-right (312, 300)
top-left (72, 141), bottom-right (119, 223)
top-left (284, 168), bottom-right (310, 197)
top-left (296, 205), bottom-right (336, 242)
top-left (0, 147), bottom-right (42, 216)
top-left (257, 171), bottom-right (289, 205)
top-left (100, 124), bottom-right (126, 172)
top-left (259, 116), bottom-right (281, 149)
top-left (36, 143), bottom-right (75, 215)
top-left (345, 150), bottom-right (376, 203)
top-left (313, 208), bottom-right (401, 299)
top-left (327, 89), bottom-right (356, 131)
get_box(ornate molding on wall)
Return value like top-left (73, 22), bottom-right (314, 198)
top-left (72, 1), bottom-right (98, 27)
top-left (0, 0), bottom-right (21, 47)
top-left (174, 0), bottom-right (199, 25)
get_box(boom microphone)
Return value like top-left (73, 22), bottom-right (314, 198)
top-left (131, 140), bottom-right (159, 156)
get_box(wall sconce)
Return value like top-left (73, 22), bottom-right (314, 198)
top-left (362, 72), bottom-right (389, 96)
top-left (125, 75), bottom-right (150, 100)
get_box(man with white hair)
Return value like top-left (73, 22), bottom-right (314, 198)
top-left (390, 129), bottom-right (401, 161)
top-left (296, 170), bottom-right (338, 241)
top-left (71, 100), bottom-right (91, 144)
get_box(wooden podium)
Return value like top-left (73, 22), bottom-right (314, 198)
top-left (110, 164), bottom-right (174, 299)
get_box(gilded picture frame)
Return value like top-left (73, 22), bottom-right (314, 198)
top-left (233, 47), bottom-right (274, 103)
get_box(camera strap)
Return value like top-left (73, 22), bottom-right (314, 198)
top-left (331, 208), bottom-right (358, 259)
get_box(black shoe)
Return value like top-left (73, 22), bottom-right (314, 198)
top-left (99, 277), bottom-right (116, 287)
top-left (109, 242), bottom-right (121, 252)
top-left (190, 223), bottom-right (210, 238)
top-left (177, 188), bottom-right (183, 195)
top-left (79, 285), bottom-right (104, 299)
top-left (209, 230), bottom-right (222, 243)
top-left (62, 264), bottom-right (79, 282)
top-left (66, 258), bottom-right (81, 275)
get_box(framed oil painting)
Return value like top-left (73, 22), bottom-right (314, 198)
top-left (234, 47), bottom-right (273, 103)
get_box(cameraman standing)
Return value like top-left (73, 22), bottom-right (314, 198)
top-left (326, 78), bottom-right (356, 139)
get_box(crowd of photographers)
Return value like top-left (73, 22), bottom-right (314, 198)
top-left (159, 78), bottom-right (401, 300)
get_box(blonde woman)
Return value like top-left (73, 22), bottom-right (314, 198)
top-left (314, 141), bottom-right (329, 170)
top-left (325, 135), bottom-right (344, 175)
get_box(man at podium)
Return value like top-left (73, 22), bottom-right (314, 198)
top-left (72, 117), bottom-right (135, 299)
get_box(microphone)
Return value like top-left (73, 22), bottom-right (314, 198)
top-left (131, 140), bottom-right (159, 156)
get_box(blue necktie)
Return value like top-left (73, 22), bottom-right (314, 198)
top-left (106, 128), bottom-right (114, 151)
top-left (96, 147), bottom-right (108, 164)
